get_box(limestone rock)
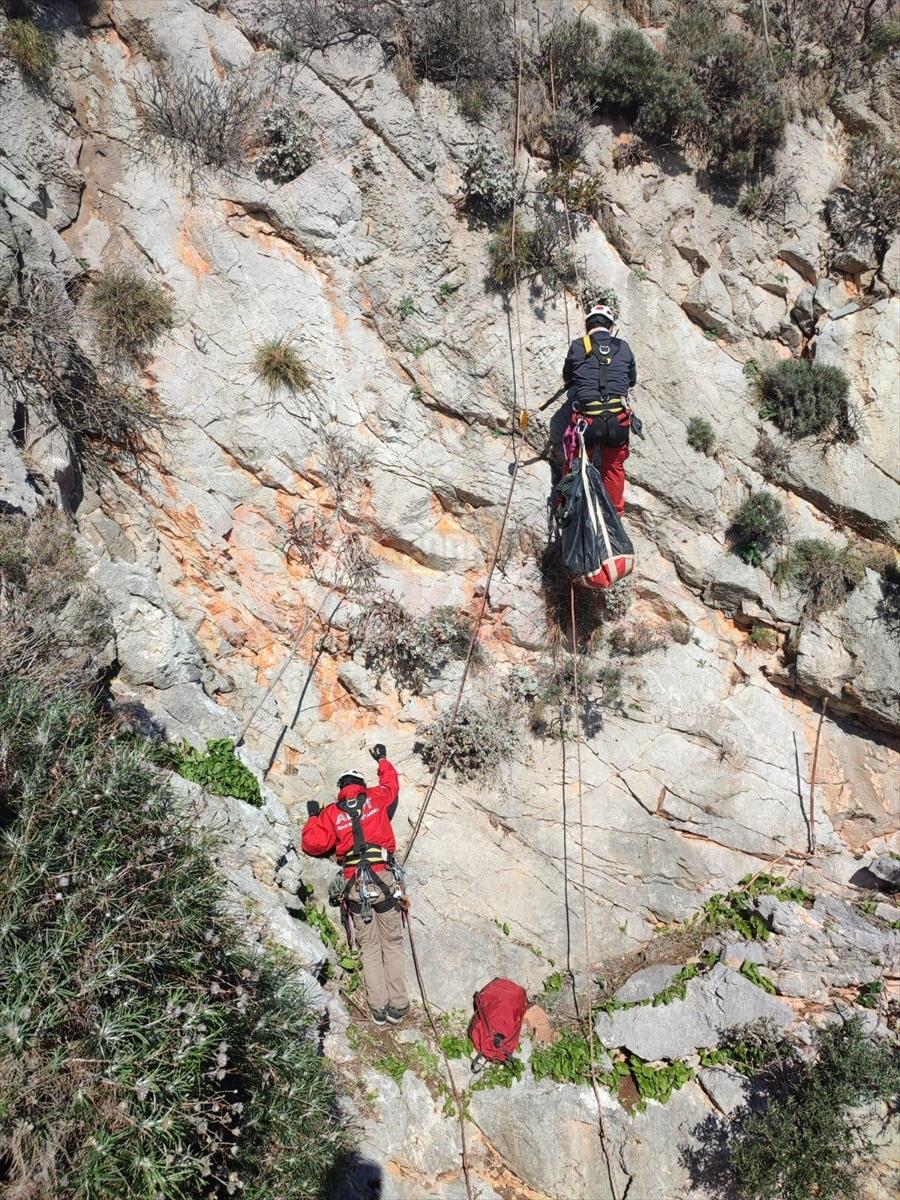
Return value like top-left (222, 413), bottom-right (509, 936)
top-left (594, 964), bottom-right (794, 1061)
top-left (615, 963), bottom-right (682, 1003)
top-left (869, 854), bottom-right (900, 891)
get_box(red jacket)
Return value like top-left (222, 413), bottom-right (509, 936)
top-left (301, 759), bottom-right (400, 878)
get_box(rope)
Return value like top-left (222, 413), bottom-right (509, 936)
top-left (406, 916), bottom-right (474, 1200)
top-left (569, 583), bottom-right (620, 1200)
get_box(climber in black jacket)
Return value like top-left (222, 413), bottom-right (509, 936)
top-left (561, 304), bottom-right (637, 516)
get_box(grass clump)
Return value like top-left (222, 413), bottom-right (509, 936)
top-left (728, 491), bottom-right (788, 567)
top-left (416, 695), bottom-right (521, 782)
top-left (87, 266), bottom-right (175, 361)
top-left (753, 429), bottom-right (791, 478)
top-left (755, 359), bottom-right (852, 442)
top-left (0, 678), bottom-right (346, 1198)
top-left (608, 620), bottom-right (669, 658)
top-left (1, 17), bottom-right (54, 78)
top-left (728, 1017), bottom-right (900, 1200)
top-left (775, 539), bottom-right (865, 618)
top-left (351, 598), bottom-right (478, 694)
top-left (253, 335), bottom-right (311, 392)
top-left (686, 416), bottom-right (716, 455)
top-left (748, 624), bottom-right (778, 651)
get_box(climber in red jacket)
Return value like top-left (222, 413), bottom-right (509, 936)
top-left (301, 746), bottom-right (408, 1027)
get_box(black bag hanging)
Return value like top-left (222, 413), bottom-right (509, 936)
top-left (556, 432), bottom-right (634, 590)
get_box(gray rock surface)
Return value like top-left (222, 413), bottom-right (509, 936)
top-left (869, 854), bottom-right (900, 891)
top-left (615, 963), bottom-right (683, 1003)
top-left (594, 964), bottom-right (794, 1061)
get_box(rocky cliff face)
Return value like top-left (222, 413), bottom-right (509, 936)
top-left (1, 2), bottom-right (898, 1198)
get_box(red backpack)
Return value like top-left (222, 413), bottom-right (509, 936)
top-left (468, 978), bottom-right (528, 1064)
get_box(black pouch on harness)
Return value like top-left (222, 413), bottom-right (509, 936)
top-left (588, 410), bottom-right (629, 449)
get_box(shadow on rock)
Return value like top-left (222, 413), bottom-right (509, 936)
top-left (324, 1149), bottom-right (383, 1200)
top-left (680, 1110), bottom-right (742, 1199)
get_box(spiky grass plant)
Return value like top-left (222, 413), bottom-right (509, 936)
top-left (87, 266), bottom-right (175, 360)
top-left (0, 678), bottom-right (346, 1198)
top-left (253, 335), bottom-right (311, 392)
top-left (1, 18), bottom-right (54, 79)
top-left (686, 416), bottom-right (716, 455)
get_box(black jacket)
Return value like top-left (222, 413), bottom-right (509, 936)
top-left (563, 333), bottom-right (637, 409)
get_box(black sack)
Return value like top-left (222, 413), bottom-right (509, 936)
top-left (556, 453), bottom-right (634, 589)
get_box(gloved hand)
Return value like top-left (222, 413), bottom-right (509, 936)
top-left (306, 800), bottom-right (321, 817)
top-left (370, 743), bottom-right (386, 762)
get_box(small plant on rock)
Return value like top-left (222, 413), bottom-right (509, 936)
top-left (416, 695), bottom-right (521, 781)
top-left (540, 105), bottom-right (589, 168)
top-left (608, 620), bottom-right (669, 657)
top-left (1, 17), bottom-right (54, 78)
top-left (755, 359), bottom-right (852, 442)
top-left (167, 737), bottom-right (263, 806)
top-left (256, 106), bottom-right (318, 183)
top-left (542, 168), bottom-right (605, 217)
top-left (729, 491), bottom-right (788, 567)
top-left (774, 538), bottom-right (865, 618)
top-left (579, 282), bottom-right (620, 318)
top-left (736, 170), bottom-right (798, 224)
top-left (487, 209), bottom-right (575, 291)
top-left (462, 135), bottom-right (518, 223)
top-left (842, 134), bottom-right (900, 245)
top-left (87, 267), bottom-right (175, 360)
top-left (753, 429), bottom-right (791, 479)
top-left (686, 416), bottom-right (716, 456)
top-left (748, 625), bottom-right (778, 651)
top-left (253, 335), bottom-right (310, 392)
top-left (612, 135), bottom-right (649, 171)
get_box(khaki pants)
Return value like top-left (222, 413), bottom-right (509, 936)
top-left (350, 873), bottom-right (408, 1013)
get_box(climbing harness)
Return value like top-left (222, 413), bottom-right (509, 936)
top-left (330, 793), bottom-right (407, 926)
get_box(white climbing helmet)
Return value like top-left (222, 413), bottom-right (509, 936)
top-left (337, 770), bottom-right (366, 790)
top-left (585, 303), bottom-right (617, 332)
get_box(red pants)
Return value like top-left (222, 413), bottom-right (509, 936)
top-left (585, 412), bottom-right (630, 516)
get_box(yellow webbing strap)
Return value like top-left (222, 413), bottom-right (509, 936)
top-left (583, 333), bottom-right (592, 354)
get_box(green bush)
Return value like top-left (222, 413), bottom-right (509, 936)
top-left (253, 335), bottom-right (311, 392)
top-left (775, 538), bottom-right (865, 617)
top-left (729, 491), bottom-right (789, 567)
top-left (256, 105), bottom-right (318, 183)
top-left (168, 736), bottom-right (263, 806)
top-left (407, 0), bottom-right (513, 109)
top-left (663, 11), bottom-right (784, 176)
top-left (0, 678), bottom-right (346, 1198)
top-left (87, 267), bottom-right (175, 360)
top-left (1, 17), bottom-right (54, 78)
top-left (729, 1017), bottom-right (900, 1200)
top-left (351, 597), bottom-right (478, 693)
top-left (509, 656), bottom-right (621, 739)
top-left (540, 105), bottom-right (588, 168)
top-left (416, 695), bottom-right (522, 781)
top-left (537, 18), bottom-right (605, 111)
top-left (755, 359), bottom-right (852, 441)
top-left (844, 134), bottom-right (900, 244)
top-left (541, 168), bottom-right (605, 217)
top-left (686, 416), bottom-right (716, 455)
top-left (462, 134), bottom-right (518, 223)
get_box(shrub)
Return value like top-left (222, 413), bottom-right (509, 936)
top-left (256, 105), bottom-right (318, 183)
top-left (87, 266), bottom-right (175, 360)
top-left (416, 695), bottom-right (521, 781)
top-left (509, 657), bottom-right (620, 739)
top-left (541, 105), bottom-right (589, 168)
top-left (736, 170), bottom-right (798, 223)
top-left (608, 620), bottom-right (669, 657)
top-left (542, 168), bottom-right (605, 217)
top-left (487, 208), bottom-right (576, 292)
top-left (753, 429), bottom-right (791, 478)
top-left (663, 12), bottom-right (784, 176)
top-left (0, 509), bottom-right (111, 683)
top-left (729, 491), bottom-right (788, 566)
top-left (0, 679), bottom-right (346, 1198)
top-left (755, 359), bottom-right (852, 441)
top-left (729, 1017), bottom-right (900, 1200)
top-left (538, 18), bottom-right (605, 111)
top-left (844, 134), bottom-right (900, 244)
top-left (138, 66), bottom-right (257, 177)
top-left (686, 416), bottom-right (716, 455)
top-left (612, 135), bottom-right (649, 171)
top-left (351, 597), bottom-right (477, 693)
top-left (1, 16), bottom-right (54, 78)
top-left (253, 335), bottom-right (310, 392)
top-left (462, 135), bottom-right (517, 223)
top-left (775, 538), bottom-right (865, 617)
top-left (579, 282), bottom-right (621, 318)
top-left (669, 618), bottom-right (693, 644)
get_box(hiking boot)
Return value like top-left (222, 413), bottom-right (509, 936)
top-left (386, 1003), bottom-right (409, 1025)
top-left (369, 1006), bottom-right (388, 1027)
